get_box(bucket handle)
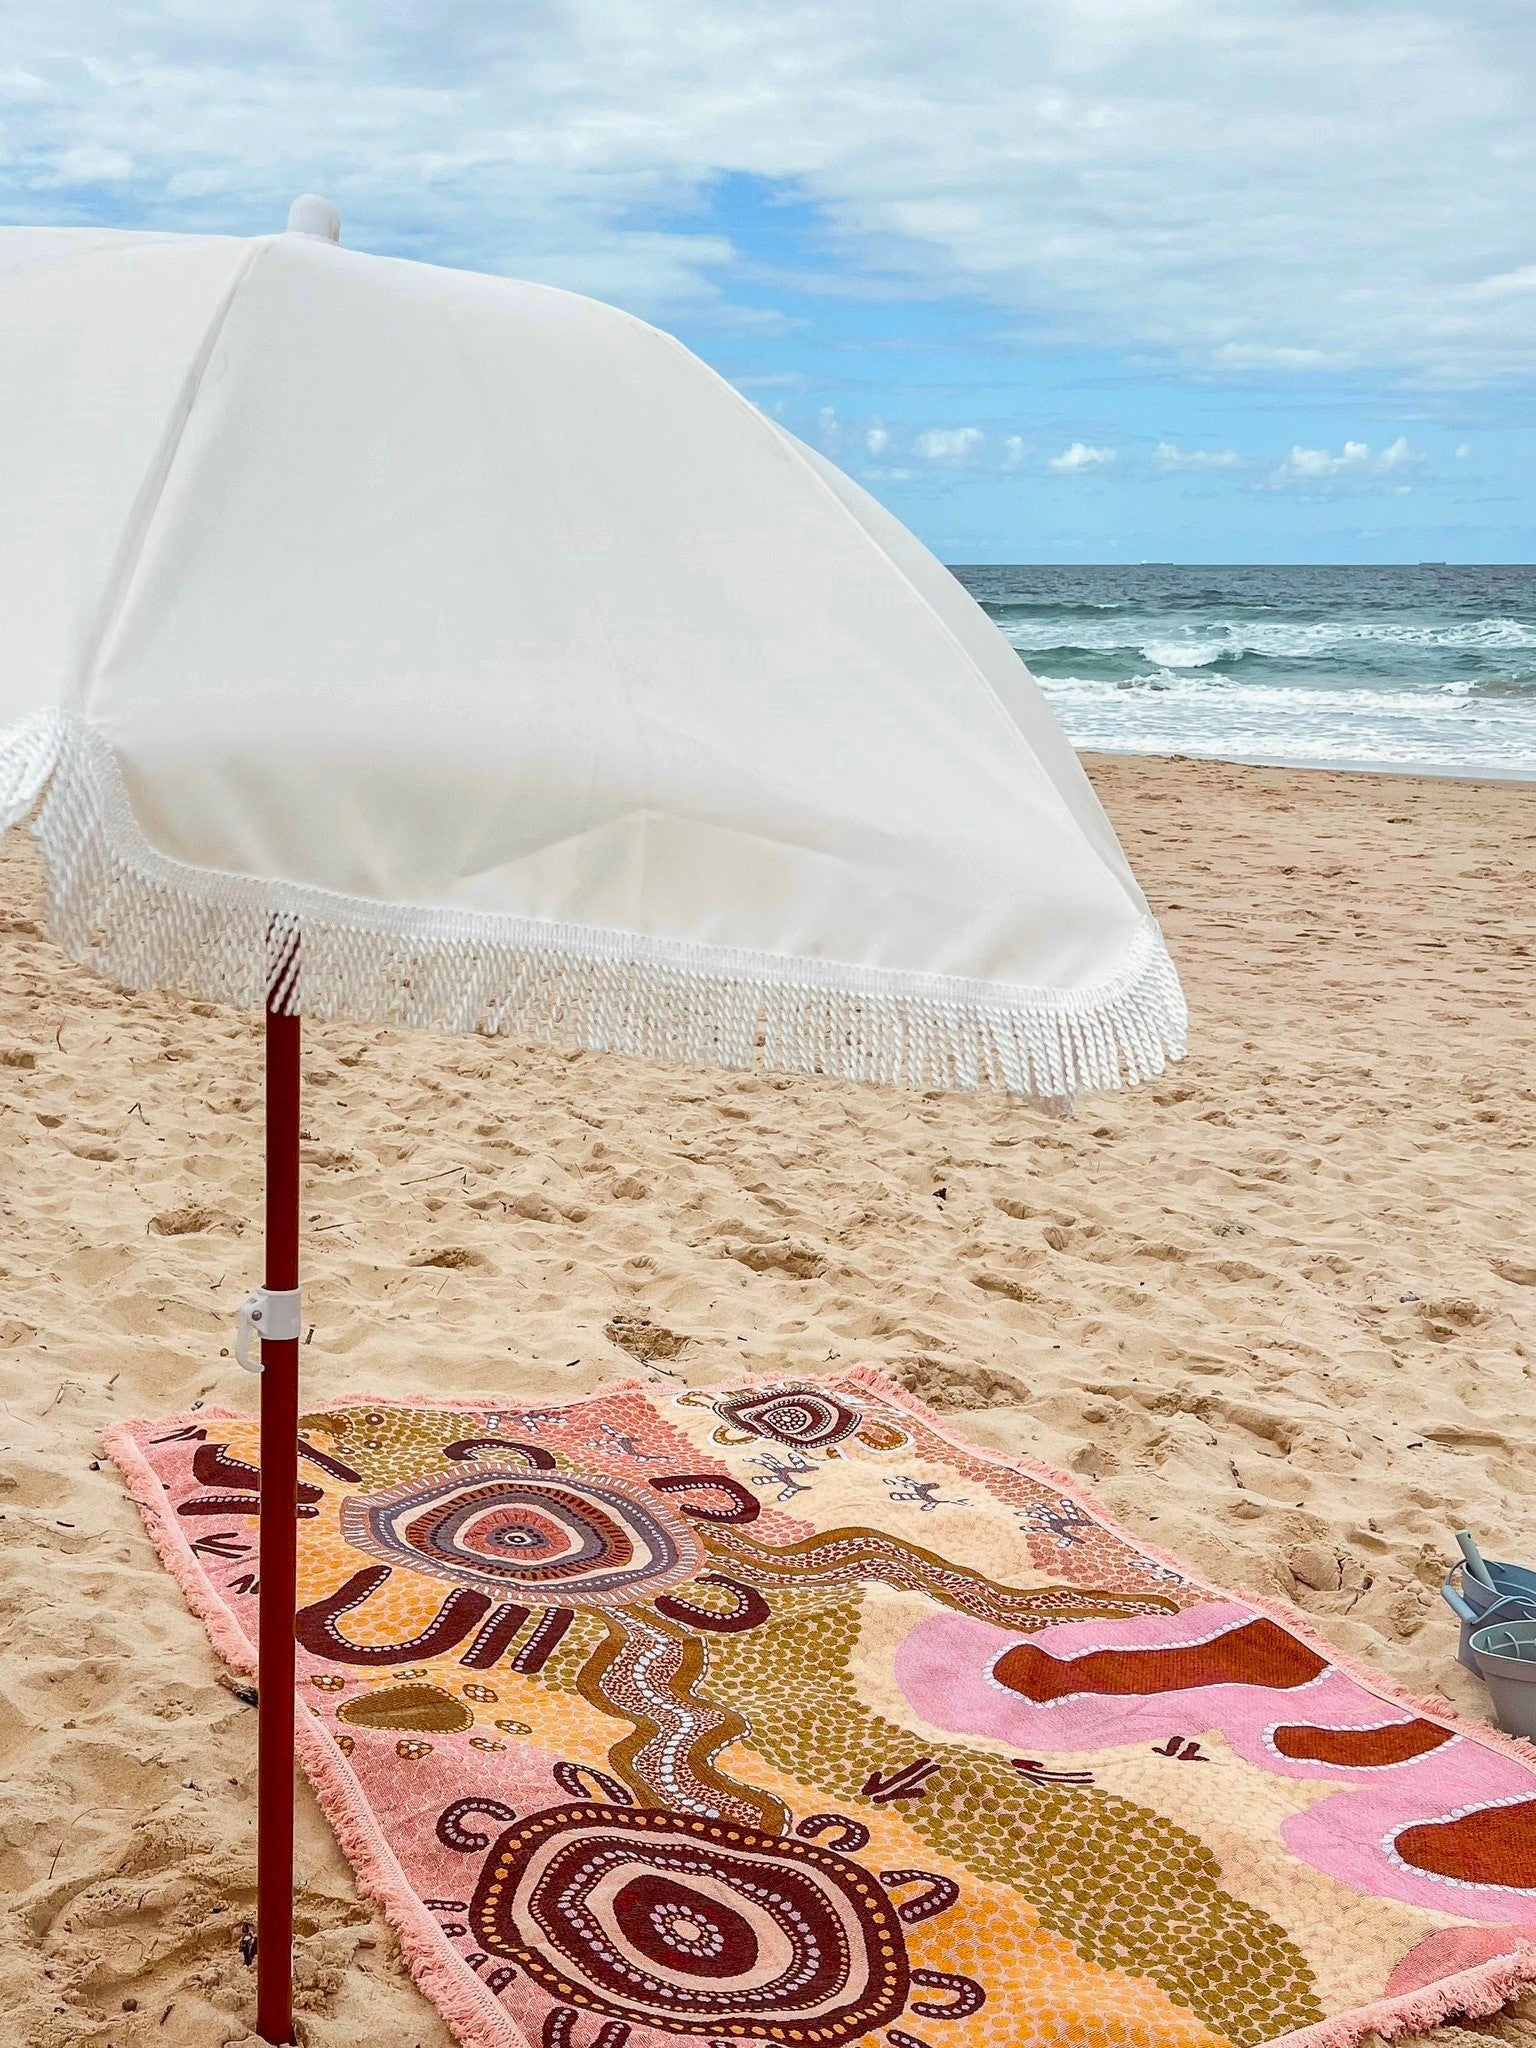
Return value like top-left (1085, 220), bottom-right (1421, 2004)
top-left (1467, 1593), bottom-right (1536, 1633)
top-left (1441, 1571), bottom-right (1536, 1630)
top-left (1441, 1572), bottom-right (1480, 1625)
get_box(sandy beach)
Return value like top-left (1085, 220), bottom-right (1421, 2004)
top-left (1, 751), bottom-right (1533, 2048)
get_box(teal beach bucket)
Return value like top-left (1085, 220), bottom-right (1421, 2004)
top-left (1441, 1558), bottom-right (1536, 1672)
top-left (1469, 1619), bottom-right (1536, 1742)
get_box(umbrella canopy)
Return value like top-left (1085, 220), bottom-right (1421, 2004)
top-left (0, 205), bottom-right (1183, 1102)
top-left (0, 201), bottom-right (1190, 2043)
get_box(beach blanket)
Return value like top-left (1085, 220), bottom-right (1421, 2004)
top-left (106, 1367), bottom-right (1536, 2048)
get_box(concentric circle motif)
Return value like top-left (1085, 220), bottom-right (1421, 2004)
top-left (469, 1804), bottom-right (911, 2041)
top-left (715, 1386), bottom-right (865, 1452)
top-left (338, 1463), bottom-right (703, 1607)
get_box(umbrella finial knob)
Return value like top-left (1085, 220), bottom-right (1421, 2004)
top-left (286, 194), bottom-right (341, 243)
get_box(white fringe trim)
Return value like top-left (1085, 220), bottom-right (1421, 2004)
top-left (0, 709), bottom-right (62, 832)
top-left (2, 711), bottom-right (1188, 1100)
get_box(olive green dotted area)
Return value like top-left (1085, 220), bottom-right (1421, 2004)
top-left (298, 1405), bottom-right (1323, 2041)
top-left (704, 1588), bottom-right (1324, 2046)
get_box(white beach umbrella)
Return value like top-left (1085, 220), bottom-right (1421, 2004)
top-left (0, 197), bottom-right (1185, 2043)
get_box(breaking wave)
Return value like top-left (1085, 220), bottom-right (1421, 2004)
top-left (953, 564), bottom-right (1536, 776)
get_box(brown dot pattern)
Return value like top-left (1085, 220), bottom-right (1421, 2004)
top-left (147, 1378), bottom-right (1526, 2046)
top-left (706, 1587), bottom-right (1324, 2044)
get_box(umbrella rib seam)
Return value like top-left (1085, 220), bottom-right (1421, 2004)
top-left (646, 327), bottom-right (1119, 871)
top-left (70, 239), bottom-right (266, 713)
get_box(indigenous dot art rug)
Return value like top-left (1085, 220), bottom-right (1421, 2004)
top-left (106, 1369), bottom-right (1536, 2048)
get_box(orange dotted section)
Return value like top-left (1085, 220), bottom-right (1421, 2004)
top-left (205, 1395), bottom-right (1321, 2044)
top-left (739, 1751), bottom-right (1234, 2048)
top-left (707, 1584), bottom-right (1324, 2040)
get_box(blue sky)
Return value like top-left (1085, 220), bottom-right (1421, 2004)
top-left (3, 1), bottom-right (1534, 563)
top-left (678, 172), bottom-right (1536, 564)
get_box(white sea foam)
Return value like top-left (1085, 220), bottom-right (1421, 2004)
top-left (1033, 670), bottom-right (1536, 776)
top-left (960, 567), bottom-right (1536, 776)
top-left (1136, 638), bottom-right (1228, 669)
top-left (999, 615), bottom-right (1536, 664)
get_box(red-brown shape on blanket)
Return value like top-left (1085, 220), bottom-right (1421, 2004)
top-left (1271, 1720), bottom-right (1454, 1768)
top-left (1393, 1799), bottom-right (1536, 1890)
top-left (994, 1617), bottom-right (1327, 1702)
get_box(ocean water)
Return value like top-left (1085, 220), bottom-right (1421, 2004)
top-left (951, 564), bottom-right (1536, 778)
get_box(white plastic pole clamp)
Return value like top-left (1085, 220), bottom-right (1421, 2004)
top-left (235, 1287), bottom-right (304, 1374)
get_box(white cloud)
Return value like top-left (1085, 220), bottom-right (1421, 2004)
top-left (3, 3), bottom-right (1536, 377)
top-left (915, 425), bottom-right (984, 463)
top-left (865, 422), bottom-right (889, 456)
top-left (817, 404), bottom-right (840, 447)
top-left (55, 144), bottom-right (135, 184)
top-left (1002, 434), bottom-right (1026, 467)
top-left (1155, 441), bottom-right (1243, 471)
top-left (1049, 440), bottom-right (1114, 472)
top-left (1458, 263), bottom-right (1536, 303)
top-left (1278, 439), bottom-right (1372, 479)
top-left (1268, 438), bottom-right (1421, 485)
top-left (1455, 442), bottom-right (1471, 458)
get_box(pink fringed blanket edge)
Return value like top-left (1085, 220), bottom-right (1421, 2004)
top-left (103, 1363), bottom-right (1536, 2048)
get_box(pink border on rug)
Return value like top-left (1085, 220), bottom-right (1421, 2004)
top-left (840, 1365), bottom-right (1536, 2047)
top-left (103, 1364), bottom-right (1536, 2048)
top-left (104, 1408), bottom-right (537, 2048)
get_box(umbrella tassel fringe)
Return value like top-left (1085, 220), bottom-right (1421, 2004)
top-left (6, 710), bottom-right (1187, 1105)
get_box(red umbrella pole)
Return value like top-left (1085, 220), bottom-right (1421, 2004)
top-left (257, 999), bottom-right (301, 2043)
